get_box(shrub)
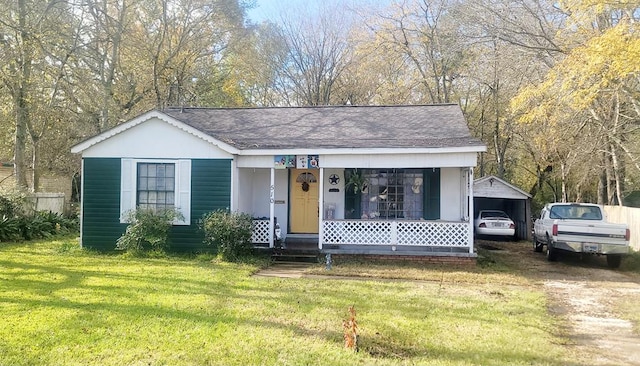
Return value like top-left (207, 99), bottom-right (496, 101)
top-left (36, 211), bottom-right (79, 234)
top-left (0, 189), bottom-right (30, 218)
top-left (19, 214), bottom-right (54, 240)
top-left (200, 210), bottom-right (253, 261)
top-left (0, 189), bottom-right (79, 243)
top-left (116, 208), bottom-right (182, 252)
top-left (0, 216), bottom-right (23, 242)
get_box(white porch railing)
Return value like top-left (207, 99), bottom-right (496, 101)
top-left (251, 219), bottom-right (270, 245)
top-left (322, 220), bottom-right (470, 247)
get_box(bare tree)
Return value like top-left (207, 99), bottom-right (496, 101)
top-left (0, 0), bottom-right (84, 190)
top-left (272, 2), bottom-right (354, 106)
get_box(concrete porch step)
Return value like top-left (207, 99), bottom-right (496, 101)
top-left (272, 252), bottom-right (320, 263)
top-left (273, 235), bottom-right (320, 263)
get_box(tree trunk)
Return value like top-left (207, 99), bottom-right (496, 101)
top-left (597, 151), bottom-right (607, 204)
top-left (14, 91), bottom-right (29, 189)
top-left (597, 171), bottom-right (606, 205)
top-left (14, 0), bottom-right (31, 190)
top-left (30, 136), bottom-right (39, 192)
top-left (610, 143), bottom-right (623, 206)
top-left (560, 162), bottom-right (567, 203)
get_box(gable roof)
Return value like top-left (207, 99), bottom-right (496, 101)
top-left (72, 104), bottom-right (486, 154)
top-left (474, 175), bottom-right (532, 199)
top-left (71, 110), bottom-right (240, 154)
top-left (162, 104), bottom-right (485, 150)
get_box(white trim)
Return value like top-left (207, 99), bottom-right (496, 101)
top-left (72, 111), bottom-right (240, 155)
top-left (235, 145), bottom-right (486, 156)
top-left (318, 168), bottom-right (324, 250)
top-left (468, 167), bottom-right (475, 254)
top-left (175, 160), bottom-right (192, 225)
top-left (474, 175), bottom-right (532, 198)
top-left (120, 159), bottom-right (135, 222)
top-left (269, 168), bottom-right (275, 248)
top-left (120, 158), bottom-right (191, 225)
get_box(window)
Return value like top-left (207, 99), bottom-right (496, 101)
top-left (359, 169), bottom-right (424, 219)
top-left (120, 159), bottom-right (191, 225)
top-left (549, 204), bottom-right (602, 220)
top-left (137, 163), bottom-right (175, 211)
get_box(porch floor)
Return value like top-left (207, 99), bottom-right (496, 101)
top-left (322, 245), bottom-right (476, 257)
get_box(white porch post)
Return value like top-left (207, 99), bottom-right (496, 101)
top-left (269, 167), bottom-right (275, 248)
top-left (468, 167), bottom-right (475, 254)
top-left (318, 167), bottom-right (324, 250)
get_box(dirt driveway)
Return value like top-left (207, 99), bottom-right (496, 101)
top-left (479, 239), bottom-right (640, 366)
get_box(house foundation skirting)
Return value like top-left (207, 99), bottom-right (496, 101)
top-left (327, 253), bottom-right (476, 265)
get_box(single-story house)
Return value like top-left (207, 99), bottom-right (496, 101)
top-left (71, 104), bottom-right (486, 258)
top-left (473, 175), bottom-right (532, 240)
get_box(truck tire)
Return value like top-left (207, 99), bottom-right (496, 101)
top-left (546, 237), bottom-right (558, 262)
top-left (607, 255), bottom-right (622, 269)
top-left (533, 236), bottom-right (544, 253)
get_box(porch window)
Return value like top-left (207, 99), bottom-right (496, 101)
top-left (137, 163), bottom-right (175, 211)
top-left (360, 169), bottom-right (424, 220)
top-left (345, 168), bottom-right (440, 220)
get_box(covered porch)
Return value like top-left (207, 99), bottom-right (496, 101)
top-left (241, 161), bottom-right (477, 257)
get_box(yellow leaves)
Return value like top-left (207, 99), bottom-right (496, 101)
top-left (512, 19), bottom-right (639, 127)
top-left (559, 0), bottom-right (640, 29)
top-left (557, 22), bottom-right (639, 105)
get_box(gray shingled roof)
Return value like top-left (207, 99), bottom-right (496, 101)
top-left (162, 104), bottom-right (484, 150)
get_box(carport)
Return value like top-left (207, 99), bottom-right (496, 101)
top-left (474, 175), bottom-right (532, 240)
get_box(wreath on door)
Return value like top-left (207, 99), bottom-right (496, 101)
top-left (296, 172), bottom-right (317, 192)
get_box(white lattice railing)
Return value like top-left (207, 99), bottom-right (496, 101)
top-left (252, 219), bottom-right (270, 244)
top-left (322, 220), bottom-right (470, 247)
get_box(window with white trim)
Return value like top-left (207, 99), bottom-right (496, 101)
top-left (120, 159), bottom-right (191, 225)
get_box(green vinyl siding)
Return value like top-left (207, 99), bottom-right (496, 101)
top-left (81, 158), bottom-right (231, 252)
top-left (168, 159), bottom-right (231, 252)
top-left (82, 158), bottom-right (126, 250)
top-left (423, 168), bottom-right (441, 220)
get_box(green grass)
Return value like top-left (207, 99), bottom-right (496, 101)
top-left (0, 238), bottom-right (575, 365)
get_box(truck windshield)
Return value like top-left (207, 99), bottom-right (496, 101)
top-left (549, 205), bottom-right (602, 220)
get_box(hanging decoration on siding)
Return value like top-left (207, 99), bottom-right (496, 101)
top-left (295, 155), bottom-right (320, 169)
top-left (274, 155), bottom-right (295, 169)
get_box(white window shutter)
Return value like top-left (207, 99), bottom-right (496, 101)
top-left (175, 160), bottom-right (191, 225)
top-left (120, 159), bottom-right (136, 223)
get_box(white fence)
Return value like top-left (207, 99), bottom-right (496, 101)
top-left (28, 193), bottom-right (65, 215)
top-left (603, 205), bottom-right (640, 251)
top-left (322, 220), bottom-right (470, 247)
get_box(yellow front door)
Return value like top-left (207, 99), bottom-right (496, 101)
top-left (289, 169), bottom-right (319, 233)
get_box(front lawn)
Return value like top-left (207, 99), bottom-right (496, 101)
top-left (0, 238), bottom-right (574, 365)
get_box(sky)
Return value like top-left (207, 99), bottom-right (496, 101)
top-left (246, 0), bottom-right (393, 24)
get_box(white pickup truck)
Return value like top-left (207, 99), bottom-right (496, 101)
top-left (533, 203), bottom-right (630, 268)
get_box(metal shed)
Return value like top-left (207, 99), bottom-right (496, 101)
top-left (473, 175), bottom-right (532, 240)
